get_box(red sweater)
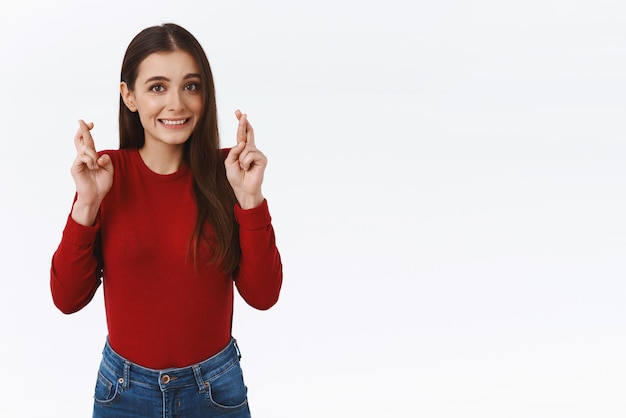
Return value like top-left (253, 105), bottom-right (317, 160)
top-left (51, 149), bottom-right (282, 369)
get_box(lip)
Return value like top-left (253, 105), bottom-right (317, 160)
top-left (158, 118), bottom-right (191, 129)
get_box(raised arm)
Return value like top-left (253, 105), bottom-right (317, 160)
top-left (50, 120), bottom-right (113, 314)
top-left (225, 110), bottom-right (282, 309)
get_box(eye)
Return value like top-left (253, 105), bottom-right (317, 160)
top-left (150, 84), bottom-right (165, 93)
top-left (184, 83), bottom-right (200, 92)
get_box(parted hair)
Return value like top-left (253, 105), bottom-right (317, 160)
top-left (119, 23), bottom-right (240, 274)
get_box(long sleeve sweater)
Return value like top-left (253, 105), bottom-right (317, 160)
top-left (50, 148), bottom-right (282, 369)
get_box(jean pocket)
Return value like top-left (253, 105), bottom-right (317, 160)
top-left (205, 360), bottom-right (248, 411)
top-left (94, 366), bottom-right (121, 404)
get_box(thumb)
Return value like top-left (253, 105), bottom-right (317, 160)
top-left (225, 141), bottom-right (245, 165)
top-left (97, 154), bottom-right (113, 171)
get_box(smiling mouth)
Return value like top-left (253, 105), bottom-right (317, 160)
top-left (159, 118), bottom-right (190, 126)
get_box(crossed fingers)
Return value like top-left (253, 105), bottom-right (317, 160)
top-left (234, 110), bottom-right (266, 171)
top-left (74, 119), bottom-right (99, 170)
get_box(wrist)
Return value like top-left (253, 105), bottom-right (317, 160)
top-left (71, 199), bottom-right (101, 227)
top-left (236, 193), bottom-right (264, 210)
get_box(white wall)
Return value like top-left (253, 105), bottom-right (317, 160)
top-left (1, 0), bottom-right (625, 416)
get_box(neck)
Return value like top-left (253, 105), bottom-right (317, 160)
top-left (139, 143), bottom-right (184, 175)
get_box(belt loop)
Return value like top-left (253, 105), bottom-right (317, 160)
top-left (233, 338), bottom-right (241, 360)
top-left (193, 365), bottom-right (205, 392)
top-left (122, 361), bottom-right (130, 389)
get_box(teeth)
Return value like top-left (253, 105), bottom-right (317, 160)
top-left (161, 119), bottom-right (187, 125)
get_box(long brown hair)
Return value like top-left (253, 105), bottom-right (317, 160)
top-left (119, 23), bottom-right (240, 274)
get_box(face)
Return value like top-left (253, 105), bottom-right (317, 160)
top-left (121, 50), bottom-right (203, 150)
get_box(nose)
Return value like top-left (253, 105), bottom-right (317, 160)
top-left (167, 90), bottom-right (185, 112)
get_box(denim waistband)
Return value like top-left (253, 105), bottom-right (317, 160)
top-left (100, 337), bottom-right (241, 392)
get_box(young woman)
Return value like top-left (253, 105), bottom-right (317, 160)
top-left (50, 23), bottom-right (282, 417)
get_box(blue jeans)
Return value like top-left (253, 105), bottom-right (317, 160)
top-left (93, 338), bottom-right (251, 417)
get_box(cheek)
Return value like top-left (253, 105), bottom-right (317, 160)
top-left (136, 101), bottom-right (161, 123)
top-left (190, 96), bottom-right (203, 116)
top-left (137, 110), bottom-right (155, 128)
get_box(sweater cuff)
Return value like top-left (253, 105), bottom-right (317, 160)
top-left (234, 199), bottom-right (272, 230)
top-left (61, 213), bottom-right (101, 246)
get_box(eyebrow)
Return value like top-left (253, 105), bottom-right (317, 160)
top-left (144, 73), bottom-right (202, 84)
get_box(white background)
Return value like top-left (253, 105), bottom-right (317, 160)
top-left (1, 0), bottom-right (625, 416)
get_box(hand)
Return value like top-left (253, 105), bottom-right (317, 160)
top-left (70, 120), bottom-right (114, 226)
top-left (225, 110), bottom-right (266, 209)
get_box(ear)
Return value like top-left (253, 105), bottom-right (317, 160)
top-left (120, 82), bottom-right (137, 112)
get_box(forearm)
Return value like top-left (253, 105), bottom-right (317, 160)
top-left (233, 200), bottom-right (283, 310)
top-left (50, 215), bottom-right (102, 314)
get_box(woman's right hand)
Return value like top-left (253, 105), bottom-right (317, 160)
top-left (70, 119), bottom-right (114, 226)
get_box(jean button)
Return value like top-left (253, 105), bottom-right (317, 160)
top-left (161, 375), bottom-right (170, 384)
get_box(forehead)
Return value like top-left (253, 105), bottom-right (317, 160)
top-left (136, 50), bottom-right (200, 80)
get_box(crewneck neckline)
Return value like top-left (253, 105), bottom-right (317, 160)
top-left (128, 148), bottom-right (190, 183)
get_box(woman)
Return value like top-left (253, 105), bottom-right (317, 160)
top-left (50, 23), bottom-right (282, 417)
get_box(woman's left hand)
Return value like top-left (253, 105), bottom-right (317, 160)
top-left (225, 110), bottom-right (267, 209)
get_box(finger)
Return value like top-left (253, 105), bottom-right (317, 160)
top-left (235, 110), bottom-right (258, 149)
top-left (75, 121), bottom-right (96, 154)
top-left (238, 146), bottom-right (250, 170)
top-left (97, 153), bottom-right (114, 172)
top-left (72, 152), bottom-right (98, 173)
top-left (77, 120), bottom-right (99, 169)
top-left (80, 147), bottom-right (100, 170)
top-left (225, 140), bottom-right (246, 166)
top-left (78, 119), bottom-right (96, 149)
top-left (244, 117), bottom-right (256, 149)
top-left (240, 149), bottom-right (267, 171)
top-left (73, 123), bottom-right (89, 152)
top-left (74, 127), bottom-right (83, 152)
top-left (72, 129), bottom-right (99, 169)
top-left (235, 111), bottom-right (247, 145)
